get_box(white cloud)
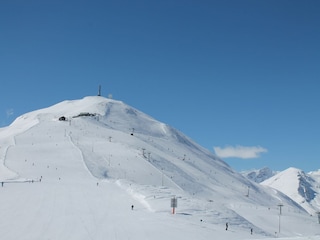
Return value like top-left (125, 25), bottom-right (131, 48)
top-left (6, 108), bottom-right (14, 117)
top-left (213, 145), bottom-right (267, 159)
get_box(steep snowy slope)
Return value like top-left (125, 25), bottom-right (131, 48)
top-left (262, 167), bottom-right (320, 214)
top-left (1, 96), bottom-right (319, 240)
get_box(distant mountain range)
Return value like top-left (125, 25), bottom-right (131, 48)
top-left (241, 167), bottom-right (278, 183)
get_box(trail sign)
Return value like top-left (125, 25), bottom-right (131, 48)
top-left (171, 197), bottom-right (177, 214)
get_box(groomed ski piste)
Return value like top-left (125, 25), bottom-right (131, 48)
top-left (0, 96), bottom-right (319, 240)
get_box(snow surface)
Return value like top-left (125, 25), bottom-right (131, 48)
top-left (1, 96), bottom-right (319, 240)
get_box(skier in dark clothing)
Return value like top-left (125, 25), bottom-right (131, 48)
top-left (131, 205), bottom-right (134, 210)
top-left (226, 222), bottom-right (228, 231)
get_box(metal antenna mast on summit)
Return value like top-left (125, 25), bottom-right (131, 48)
top-left (98, 85), bottom-right (101, 96)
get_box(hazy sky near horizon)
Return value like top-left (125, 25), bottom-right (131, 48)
top-left (1, 0), bottom-right (319, 172)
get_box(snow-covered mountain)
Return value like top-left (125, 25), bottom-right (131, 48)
top-left (1, 96), bottom-right (319, 240)
top-left (241, 167), bottom-right (277, 183)
top-left (262, 167), bottom-right (320, 215)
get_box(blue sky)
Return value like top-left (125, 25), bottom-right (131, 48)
top-left (1, 0), bottom-right (319, 172)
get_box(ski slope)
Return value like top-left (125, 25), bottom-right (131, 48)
top-left (1, 96), bottom-right (319, 240)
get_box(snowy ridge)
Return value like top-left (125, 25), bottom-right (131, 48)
top-left (0, 96), bottom-right (320, 240)
top-left (262, 167), bottom-right (320, 214)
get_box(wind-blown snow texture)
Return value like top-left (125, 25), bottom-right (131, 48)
top-left (0, 96), bottom-right (319, 240)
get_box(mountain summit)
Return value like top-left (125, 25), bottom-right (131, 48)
top-left (2, 96), bottom-right (251, 198)
top-left (262, 167), bottom-right (320, 214)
